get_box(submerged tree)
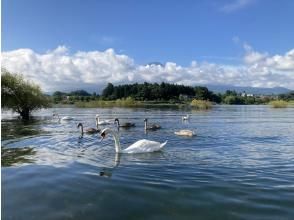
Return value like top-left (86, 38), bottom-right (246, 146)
top-left (1, 69), bottom-right (50, 120)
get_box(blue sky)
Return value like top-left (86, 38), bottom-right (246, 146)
top-left (2, 0), bottom-right (294, 91)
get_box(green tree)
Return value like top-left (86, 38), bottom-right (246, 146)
top-left (1, 69), bottom-right (50, 119)
top-left (194, 86), bottom-right (210, 100)
top-left (223, 95), bottom-right (244, 104)
top-left (102, 83), bottom-right (114, 99)
top-left (52, 91), bottom-right (67, 103)
top-left (69, 90), bottom-right (91, 96)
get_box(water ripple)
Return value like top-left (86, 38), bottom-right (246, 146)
top-left (2, 106), bottom-right (294, 220)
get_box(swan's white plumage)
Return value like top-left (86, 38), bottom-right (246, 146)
top-left (53, 113), bottom-right (74, 121)
top-left (61, 116), bottom-right (74, 121)
top-left (122, 139), bottom-right (167, 154)
top-left (96, 115), bottom-right (112, 125)
top-left (101, 128), bottom-right (167, 154)
top-left (182, 115), bottom-right (189, 120)
top-left (98, 120), bottom-right (112, 125)
top-left (174, 129), bottom-right (195, 137)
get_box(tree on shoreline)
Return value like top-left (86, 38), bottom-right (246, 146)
top-left (1, 69), bottom-right (50, 120)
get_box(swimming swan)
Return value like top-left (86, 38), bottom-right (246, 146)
top-left (144, 118), bottom-right (161, 131)
top-left (96, 114), bottom-right (112, 125)
top-left (53, 113), bottom-right (74, 121)
top-left (182, 114), bottom-right (189, 120)
top-left (100, 128), bottom-right (167, 154)
top-left (77, 122), bottom-right (100, 137)
top-left (174, 129), bottom-right (195, 137)
top-left (115, 118), bottom-right (135, 128)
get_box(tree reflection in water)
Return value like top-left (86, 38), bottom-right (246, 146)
top-left (1, 147), bottom-right (36, 167)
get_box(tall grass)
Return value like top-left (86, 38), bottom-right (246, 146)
top-left (190, 99), bottom-right (212, 109)
top-left (75, 98), bottom-right (187, 108)
top-left (269, 100), bottom-right (288, 108)
top-left (75, 97), bottom-right (139, 108)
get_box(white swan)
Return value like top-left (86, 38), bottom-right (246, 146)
top-left (174, 129), bottom-right (195, 137)
top-left (182, 114), bottom-right (189, 120)
top-left (96, 114), bottom-right (112, 125)
top-left (100, 128), bottom-right (167, 154)
top-left (53, 113), bottom-right (74, 121)
top-left (144, 118), bottom-right (161, 131)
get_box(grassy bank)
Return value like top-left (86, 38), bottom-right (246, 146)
top-left (190, 99), bottom-right (213, 109)
top-left (269, 100), bottom-right (288, 108)
top-left (75, 97), bottom-right (186, 108)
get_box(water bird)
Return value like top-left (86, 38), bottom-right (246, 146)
top-left (96, 114), bottom-right (112, 125)
top-left (114, 118), bottom-right (135, 128)
top-left (174, 129), bottom-right (195, 137)
top-left (53, 113), bottom-right (74, 121)
top-left (144, 118), bottom-right (161, 131)
top-left (100, 128), bottom-right (167, 154)
top-left (182, 114), bottom-right (190, 120)
top-left (77, 122), bottom-right (100, 137)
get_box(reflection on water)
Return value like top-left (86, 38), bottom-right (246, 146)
top-left (1, 118), bottom-right (45, 140)
top-left (2, 106), bottom-right (294, 220)
top-left (99, 153), bottom-right (121, 178)
top-left (1, 147), bottom-right (36, 166)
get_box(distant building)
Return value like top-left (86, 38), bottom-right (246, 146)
top-left (241, 92), bottom-right (254, 97)
top-left (179, 94), bottom-right (189, 101)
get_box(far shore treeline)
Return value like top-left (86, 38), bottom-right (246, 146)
top-left (52, 82), bottom-right (294, 105)
top-left (2, 69), bottom-right (294, 119)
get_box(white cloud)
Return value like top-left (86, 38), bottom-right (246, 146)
top-left (243, 43), bottom-right (268, 64)
top-left (1, 45), bottom-right (294, 92)
top-left (220, 0), bottom-right (255, 13)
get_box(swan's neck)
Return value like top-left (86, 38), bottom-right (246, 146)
top-left (144, 121), bottom-right (147, 130)
top-left (109, 130), bottom-right (121, 153)
top-left (95, 117), bottom-right (99, 128)
top-left (79, 124), bottom-right (84, 135)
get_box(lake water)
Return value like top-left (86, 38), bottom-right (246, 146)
top-left (2, 105), bottom-right (294, 220)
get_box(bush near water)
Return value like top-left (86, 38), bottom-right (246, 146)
top-left (269, 100), bottom-right (288, 108)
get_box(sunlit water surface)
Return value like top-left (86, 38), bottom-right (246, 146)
top-left (2, 106), bottom-right (294, 220)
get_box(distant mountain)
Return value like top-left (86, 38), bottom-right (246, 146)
top-left (146, 62), bottom-right (164, 67)
top-left (205, 84), bottom-right (292, 95)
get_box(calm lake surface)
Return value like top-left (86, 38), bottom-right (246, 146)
top-left (2, 105), bottom-right (294, 220)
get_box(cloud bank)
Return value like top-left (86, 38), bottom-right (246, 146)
top-left (2, 45), bottom-right (294, 92)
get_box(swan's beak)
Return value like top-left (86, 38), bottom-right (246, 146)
top-left (100, 132), bottom-right (106, 142)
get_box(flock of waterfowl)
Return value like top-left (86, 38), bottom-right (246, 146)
top-left (53, 113), bottom-right (196, 154)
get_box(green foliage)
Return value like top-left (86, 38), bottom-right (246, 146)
top-left (191, 99), bottom-right (212, 109)
top-left (278, 91), bottom-right (294, 101)
top-left (102, 83), bottom-right (114, 98)
top-left (53, 83), bottom-right (294, 107)
top-left (194, 86), bottom-right (211, 100)
top-left (2, 147), bottom-right (36, 167)
top-left (102, 82), bottom-right (200, 101)
top-left (52, 91), bottom-right (66, 103)
top-left (1, 69), bottom-right (50, 119)
top-left (69, 90), bottom-right (91, 96)
top-left (223, 95), bottom-right (244, 104)
top-left (225, 90), bottom-right (238, 96)
top-left (75, 97), bottom-right (139, 108)
top-left (115, 97), bottom-right (136, 106)
top-left (269, 100), bottom-right (288, 108)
